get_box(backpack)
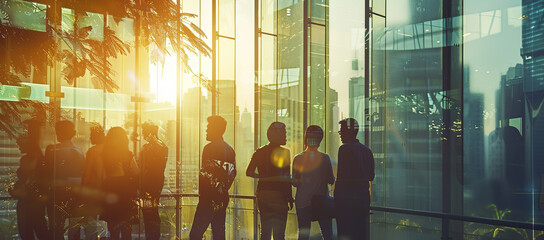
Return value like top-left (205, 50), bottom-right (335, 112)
top-left (200, 145), bottom-right (236, 196)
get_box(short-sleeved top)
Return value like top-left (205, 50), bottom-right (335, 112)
top-left (293, 151), bottom-right (335, 208)
top-left (199, 139), bottom-right (236, 201)
top-left (334, 140), bottom-right (375, 200)
top-left (248, 144), bottom-right (293, 202)
top-left (140, 140), bottom-right (168, 197)
top-left (44, 141), bottom-right (86, 191)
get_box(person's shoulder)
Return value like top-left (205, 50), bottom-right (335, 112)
top-left (277, 146), bottom-right (290, 154)
top-left (253, 144), bottom-right (269, 154)
top-left (357, 142), bottom-right (372, 152)
top-left (293, 152), bottom-right (304, 160)
top-left (87, 145), bottom-right (98, 154)
top-left (72, 145), bottom-right (85, 156)
top-left (45, 143), bottom-right (61, 154)
top-left (221, 140), bottom-right (234, 150)
top-left (203, 142), bottom-right (213, 149)
top-left (320, 152), bottom-right (331, 160)
top-left (158, 140), bottom-right (168, 150)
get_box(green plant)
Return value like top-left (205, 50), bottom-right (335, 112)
top-left (395, 218), bottom-right (424, 233)
top-left (0, 0), bottom-right (211, 137)
top-left (466, 204), bottom-right (529, 240)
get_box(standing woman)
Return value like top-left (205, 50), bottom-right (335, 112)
top-left (292, 125), bottom-right (335, 240)
top-left (101, 127), bottom-right (139, 240)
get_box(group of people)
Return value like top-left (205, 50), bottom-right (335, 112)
top-left (12, 115), bottom-right (374, 240)
top-left (191, 116), bottom-right (375, 240)
top-left (13, 120), bottom-right (168, 240)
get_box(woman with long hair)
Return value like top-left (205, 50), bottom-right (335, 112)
top-left (101, 127), bottom-right (139, 240)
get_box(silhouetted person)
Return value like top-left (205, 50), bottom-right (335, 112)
top-left (335, 118), bottom-right (375, 240)
top-left (101, 127), bottom-right (139, 240)
top-left (44, 120), bottom-right (86, 240)
top-left (246, 122), bottom-right (293, 240)
top-left (140, 122), bottom-right (168, 240)
top-left (293, 125), bottom-right (334, 240)
top-left (12, 119), bottom-right (49, 240)
top-left (190, 116), bottom-right (236, 240)
top-left (81, 123), bottom-right (106, 240)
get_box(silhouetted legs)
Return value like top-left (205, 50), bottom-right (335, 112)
top-left (17, 200), bottom-right (48, 240)
top-left (143, 206), bottom-right (161, 240)
top-left (335, 196), bottom-right (370, 240)
top-left (189, 199), bottom-right (227, 240)
top-left (296, 207), bottom-right (333, 240)
top-left (109, 222), bottom-right (131, 240)
top-left (257, 191), bottom-right (288, 240)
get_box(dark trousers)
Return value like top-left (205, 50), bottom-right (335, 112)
top-left (257, 191), bottom-right (288, 240)
top-left (142, 207), bottom-right (161, 240)
top-left (189, 199), bottom-right (228, 240)
top-left (296, 206), bottom-right (333, 240)
top-left (335, 197), bottom-right (370, 240)
top-left (48, 200), bottom-right (79, 240)
top-left (108, 222), bottom-right (131, 240)
top-left (17, 200), bottom-right (49, 240)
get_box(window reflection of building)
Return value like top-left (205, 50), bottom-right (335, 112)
top-left (522, 0), bottom-right (544, 222)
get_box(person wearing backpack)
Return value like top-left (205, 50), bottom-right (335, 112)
top-left (335, 118), bottom-right (375, 240)
top-left (44, 120), bottom-right (86, 240)
top-left (293, 125), bottom-right (335, 240)
top-left (190, 115), bottom-right (236, 240)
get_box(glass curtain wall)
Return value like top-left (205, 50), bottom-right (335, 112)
top-left (369, 0), bottom-right (544, 239)
top-left (4, 0), bottom-right (544, 239)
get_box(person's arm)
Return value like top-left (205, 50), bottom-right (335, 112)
top-left (336, 145), bottom-right (344, 181)
top-left (324, 154), bottom-right (335, 185)
top-left (292, 155), bottom-right (301, 187)
top-left (369, 149), bottom-right (375, 203)
top-left (285, 149), bottom-right (294, 207)
top-left (82, 150), bottom-right (93, 185)
top-left (231, 150), bottom-right (237, 178)
top-left (43, 146), bottom-right (54, 182)
top-left (368, 149), bottom-right (375, 182)
top-left (246, 151), bottom-right (259, 178)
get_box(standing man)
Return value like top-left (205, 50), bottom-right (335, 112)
top-left (190, 116), bottom-right (236, 240)
top-left (81, 123), bottom-right (106, 239)
top-left (44, 120), bottom-right (86, 240)
top-left (246, 122), bottom-right (293, 240)
top-left (13, 119), bottom-right (49, 240)
top-left (140, 122), bottom-right (168, 240)
top-left (334, 118), bottom-right (375, 240)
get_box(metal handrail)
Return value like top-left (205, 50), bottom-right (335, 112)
top-left (3, 195), bottom-right (543, 232)
top-left (370, 206), bottom-right (544, 231)
top-left (0, 193), bottom-right (257, 201)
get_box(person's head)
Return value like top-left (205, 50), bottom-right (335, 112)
top-left (18, 119), bottom-right (42, 154)
top-left (90, 123), bottom-right (105, 145)
top-left (339, 118), bottom-right (359, 143)
top-left (206, 115), bottom-right (227, 141)
top-left (104, 127), bottom-right (129, 152)
top-left (267, 122), bottom-right (286, 146)
top-left (55, 120), bottom-right (75, 142)
top-left (142, 122), bottom-right (159, 142)
top-left (304, 125), bottom-right (323, 148)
